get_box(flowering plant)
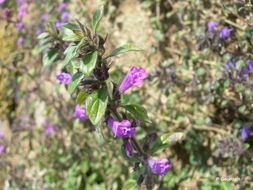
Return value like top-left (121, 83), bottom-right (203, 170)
top-left (38, 6), bottom-right (177, 189)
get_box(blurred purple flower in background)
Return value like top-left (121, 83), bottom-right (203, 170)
top-left (17, 3), bottom-right (28, 19)
top-left (123, 141), bottom-right (133, 157)
top-left (41, 12), bottom-right (51, 21)
top-left (17, 37), bottom-right (24, 46)
top-left (0, 144), bottom-right (4, 155)
top-left (55, 21), bottom-right (63, 29)
top-left (240, 67), bottom-right (248, 79)
top-left (247, 60), bottom-right (253, 73)
top-left (148, 158), bottom-right (172, 176)
top-left (74, 105), bottom-right (88, 121)
top-left (0, 0), bottom-right (5, 4)
top-left (119, 66), bottom-right (148, 93)
top-left (44, 125), bottom-right (56, 136)
top-left (0, 131), bottom-right (3, 139)
top-left (208, 20), bottom-right (219, 32)
top-left (3, 8), bottom-right (10, 20)
top-left (107, 118), bottom-right (136, 138)
top-left (61, 11), bottom-right (69, 21)
top-left (241, 127), bottom-right (251, 141)
top-left (219, 27), bottom-right (234, 39)
top-left (225, 60), bottom-right (235, 71)
top-left (16, 22), bottom-right (24, 30)
top-left (57, 2), bottom-right (66, 12)
top-left (56, 72), bottom-right (71, 84)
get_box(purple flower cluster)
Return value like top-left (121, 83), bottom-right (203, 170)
top-left (106, 66), bottom-right (148, 158)
top-left (16, 0), bottom-right (28, 30)
top-left (56, 72), bottom-right (71, 84)
top-left (15, 0), bottom-right (29, 46)
top-left (207, 20), bottom-right (234, 39)
top-left (55, 2), bottom-right (70, 29)
top-left (74, 105), bottom-right (88, 121)
top-left (118, 67), bottom-right (171, 175)
top-left (224, 59), bottom-right (253, 80)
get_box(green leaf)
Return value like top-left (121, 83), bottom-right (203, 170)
top-left (238, 105), bottom-right (246, 114)
top-left (37, 32), bottom-right (49, 39)
top-left (125, 179), bottom-right (136, 190)
top-left (109, 43), bottom-right (142, 57)
top-left (80, 51), bottom-right (98, 75)
top-left (68, 73), bottom-right (84, 94)
top-left (42, 49), bottom-right (59, 68)
top-left (64, 44), bottom-right (77, 66)
top-left (123, 104), bottom-right (150, 123)
top-left (92, 6), bottom-right (104, 33)
top-left (62, 23), bottom-right (83, 41)
top-left (37, 43), bottom-right (52, 53)
top-left (77, 91), bottom-right (89, 105)
top-left (149, 132), bottom-right (185, 154)
top-left (243, 143), bottom-right (250, 151)
top-left (196, 67), bottom-right (206, 76)
top-left (86, 87), bottom-right (108, 125)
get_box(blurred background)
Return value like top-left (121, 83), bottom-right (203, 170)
top-left (0, 0), bottom-right (253, 189)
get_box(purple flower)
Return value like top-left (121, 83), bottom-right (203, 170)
top-left (0, 131), bottom-right (3, 139)
top-left (107, 118), bottom-right (136, 138)
top-left (57, 2), bottom-right (67, 12)
top-left (219, 27), bottom-right (234, 39)
top-left (36, 28), bottom-right (43, 35)
top-left (3, 8), bottom-right (10, 19)
top-left (123, 141), bottom-right (133, 157)
top-left (240, 67), bottom-right (248, 79)
top-left (225, 60), bottom-right (235, 71)
top-left (241, 127), bottom-right (251, 141)
top-left (74, 105), bottom-right (88, 121)
top-left (17, 37), bottom-right (24, 46)
top-left (148, 158), bottom-right (172, 176)
top-left (61, 11), bottom-right (69, 21)
top-left (55, 21), bottom-right (63, 29)
top-left (208, 20), bottom-right (219, 32)
top-left (0, 0), bottom-right (5, 4)
top-left (16, 22), bottom-right (24, 30)
top-left (44, 125), bottom-right (56, 136)
top-left (247, 60), bottom-right (253, 73)
top-left (0, 144), bottom-right (4, 155)
top-left (56, 72), bottom-right (71, 84)
top-left (119, 66), bottom-right (148, 93)
top-left (18, 3), bottom-right (28, 19)
top-left (41, 12), bottom-right (51, 21)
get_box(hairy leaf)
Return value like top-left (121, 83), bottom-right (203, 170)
top-left (86, 87), bottom-right (108, 125)
top-left (123, 104), bottom-right (150, 123)
top-left (80, 51), bottom-right (98, 75)
top-left (68, 72), bottom-right (84, 94)
top-left (92, 7), bottom-right (104, 33)
top-left (109, 44), bottom-right (142, 57)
